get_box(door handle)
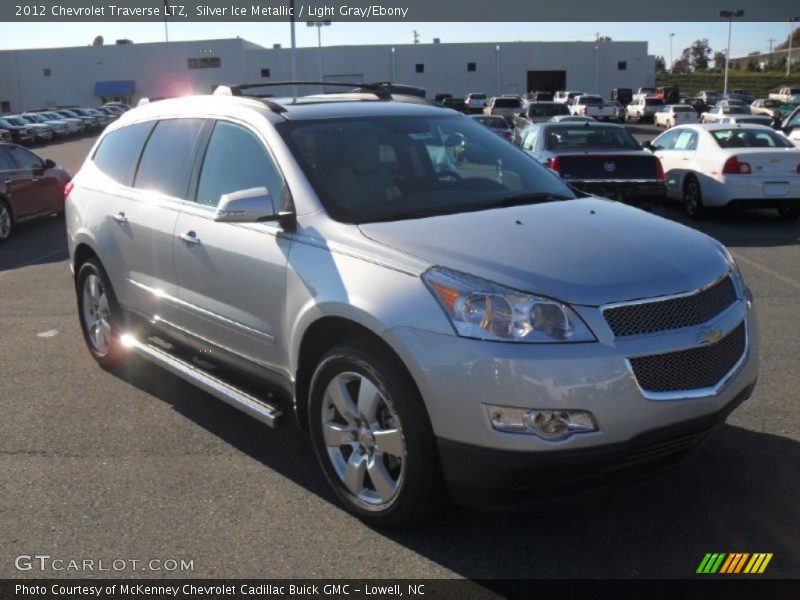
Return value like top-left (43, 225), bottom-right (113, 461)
top-left (112, 212), bottom-right (128, 224)
top-left (3, 178), bottom-right (11, 185)
top-left (179, 231), bottom-right (200, 245)
top-left (31, 177), bottom-right (40, 183)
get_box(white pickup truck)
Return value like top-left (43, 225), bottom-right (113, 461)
top-left (769, 86), bottom-right (800, 103)
top-left (568, 95), bottom-right (620, 121)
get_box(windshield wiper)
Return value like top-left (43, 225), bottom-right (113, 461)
top-left (490, 192), bottom-right (573, 207)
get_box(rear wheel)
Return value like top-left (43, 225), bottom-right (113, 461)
top-left (76, 259), bottom-right (126, 368)
top-left (0, 199), bottom-right (12, 243)
top-left (683, 176), bottom-right (706, 219)
top-left (308, 340), bottom-right (445, 528)
top-left (777, 205), bottom-right (800, 219)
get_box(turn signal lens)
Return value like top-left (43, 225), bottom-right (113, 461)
top-left (64, 181), bottom-right (74, 199)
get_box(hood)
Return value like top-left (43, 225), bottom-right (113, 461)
top-left (358, 198), bottom-right (729, 306)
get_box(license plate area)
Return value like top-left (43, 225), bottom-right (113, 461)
top-left (763, 182), bottom-right (789, 197)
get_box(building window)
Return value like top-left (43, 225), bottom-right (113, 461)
top-left (467, 62), bottom-right (476, 72)
top-left (617, 61), bottom-right (627, 71)
top-left (261, 68), bottom-right (271, 78)
top-left (43, 68), bottom-right (52, 77)
top-left (415, 63), bottom-right (424, 73)
top-left (188, 57), bottom-right (222, 70)
top-left (1, 101), bottom-right (10, 112)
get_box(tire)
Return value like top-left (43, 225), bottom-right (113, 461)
top-left (0, 199), bottom-right (13, 243)
top-left (76, 258), bottom-right (126, 369)
top-left (777, 205), bottom-right (800, 219)
top-left (308, 340), bottom-right (445, 528)
top-left (683, 176), bottom-right (706, 219)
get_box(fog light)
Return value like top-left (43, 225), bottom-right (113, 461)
top-left (485, 405), bottom-right (597, 440)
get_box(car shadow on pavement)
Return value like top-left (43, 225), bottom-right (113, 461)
top-left (0, 216), bottom-right (68, 272)
top-left (651, 203), bottom-right (800, 249)
top-left (109, 356), bottom-right (800, 578)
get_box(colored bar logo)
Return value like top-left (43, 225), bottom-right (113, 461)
top-left (696, 553), bottom-right (773, 574)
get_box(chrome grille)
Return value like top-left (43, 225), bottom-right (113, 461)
top-left (604, 276), bottom-right (737, 337)
top-left (630, 322), bottom-right (746, 394)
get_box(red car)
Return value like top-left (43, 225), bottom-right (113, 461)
top-left (0, 143), bottom-right (71, 243)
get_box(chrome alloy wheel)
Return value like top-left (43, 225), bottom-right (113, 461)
top-left (81, 273), bottom-right (112, 356)
top-left (0, 204), bottom-right (11, 240)
top-left (321, 372), bottom-right (405, 506)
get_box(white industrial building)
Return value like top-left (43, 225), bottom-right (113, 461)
top-left (0, 37), bottom-right (655, 112)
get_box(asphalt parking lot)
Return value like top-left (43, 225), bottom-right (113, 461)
top-left (1, 129), bottom-right (799, 580)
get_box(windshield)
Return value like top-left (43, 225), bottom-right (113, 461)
top-left (0, 119), bottom-right (12, 128)
top-left (529, 103), bottom-right (569, 117)
top-left (544, 125), bottom-right (640, 150)
top-left (579, 96), bottom-right (603, 105)
top-left (6, 117), bottom-right (27, 126)
top-left (27, 114), bottom-right (46, 123)
top-left (277, 114), bottom-right (574, 223)
top-left (711, 128), bottom-right (794, 148)
top-left (469, 94), bottom-right (486, 100)
top-left (58, 110), bottom-right (78, 117)
top-left (645, 98), bottom-right (664, 106)
top-left (763, 100), bottom-right (780, 107)
top-left (672, 106), bottom-right (694, 113)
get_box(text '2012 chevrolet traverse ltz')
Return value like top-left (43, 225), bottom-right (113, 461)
top-left (65, 86), bottom-right (758, 528)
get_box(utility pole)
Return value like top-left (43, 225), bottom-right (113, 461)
top-left (413, 30), bottom-right (419, 44)
top-left (767, 38), bottom-right (776, 69)
top-left (594, 33), bottom-right (600, 94)
top-left (307, 20), bottom-right (331, 92)
top-left (163, 0), bottom-right (170, 42)
top-left (789, 18), bottom-right (798, 78)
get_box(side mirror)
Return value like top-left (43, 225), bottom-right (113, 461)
top-left (214, 187), bottom-right (278, 223)
top-left (642, 140), bottom-right (654, 151)
top-left (43, 158), bottom-right (56, 170)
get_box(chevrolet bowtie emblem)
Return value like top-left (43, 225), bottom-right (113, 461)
top-left (699, 329), bottom-right (724, 345)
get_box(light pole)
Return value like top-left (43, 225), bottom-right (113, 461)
top-left (789, 17), bottom-right (798, 78)
top-left (391, 47), bottom-right (396, 81)
top-left (719, 9), bottom-right (744, 97)
top-left (669, 32), bottom-right (674, 72)
top-left (495, 45), bottom-right (501, 95)
top-left (307, 20), bottom-right (331, 91)
top-left (289, 0), bottom-right (297, 97)
top-left (594, 34), bottom-right (600, 94)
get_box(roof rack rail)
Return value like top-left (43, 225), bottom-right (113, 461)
top-left (220, 81), bottom-right (394, 101)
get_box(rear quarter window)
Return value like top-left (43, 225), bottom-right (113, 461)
top-left (134, 118), bottom-right (206, 199)
top-left (92, 122), bottom-right (153, 186)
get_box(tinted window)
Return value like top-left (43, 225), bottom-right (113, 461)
top-left (711, 128), bottom-right (794, 148)
top-left (493, 98), bottom-right (521, 108)
top-left (0, 148), bottom-right (16, 170)
top-left (645, 99), bottom-right (664, 106)
top-left (93, 122), bottom-right (153, 185)
top-left (579, 96), bottom-right (604, 105)
top-left (544, 126), bottom-right (640, 150)
top-left (278, 115), bottom-right (573, 223)
top-left (529, 103), bottom-right (569, 117)
top-left (472, 116), bottom-right (507, 129)
top-left (196, 121), bottom-right (284, 208)
top-left (7, 145), bottom-right (42, 169)
top-left (135, 119), bottom-right (206, 199)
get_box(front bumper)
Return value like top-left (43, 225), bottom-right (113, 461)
top-left (438, 382), bottom-right (754, 508)
top-left (385, 300), bottom-right (758, 504)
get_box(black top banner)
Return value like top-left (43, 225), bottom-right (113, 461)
top-left (1, 0), bottom-right (795, 22)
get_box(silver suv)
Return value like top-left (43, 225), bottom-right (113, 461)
top-left (66, 87), bottom-right (758, 528)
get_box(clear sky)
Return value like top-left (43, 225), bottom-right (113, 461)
top-left (0, 21), bottom-right (794, 62)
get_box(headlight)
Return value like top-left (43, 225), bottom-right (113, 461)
top-left (422, 267), bottom-right (595, 343)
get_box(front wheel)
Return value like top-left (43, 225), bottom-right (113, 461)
top-left (308, 340), bottom-right (445, 528)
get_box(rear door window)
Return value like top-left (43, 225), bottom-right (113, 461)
top-left (195, 121), bottom-right (285, 208)
top-left (0, 147), bottom-right (16, 171)
top-left (673, 130), bottom-right (698, 150)
top-left (93, 122), bottom-right (153, 185)
top-left (134, 118), bottom-right (206, 200)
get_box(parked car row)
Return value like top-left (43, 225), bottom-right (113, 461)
top-left (0, 103), bottom-right (130, 146)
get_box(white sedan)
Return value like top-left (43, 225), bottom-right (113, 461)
top-left (700, 105), bottom-right (751, 124)
top-left (654, 105), bottom-right (699, 128)
top-left (645, 123), bottom-right (800, 219)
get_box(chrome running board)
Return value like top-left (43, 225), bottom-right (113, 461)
top-left (124, 335), bottom-right (283, 428)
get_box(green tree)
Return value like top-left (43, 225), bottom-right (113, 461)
top-left (714, 51), bottom-right (726, 70)
top-left (655, 56), bottom-right (666, 72)
top-left (689, 39), bottom-right (713, 70)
